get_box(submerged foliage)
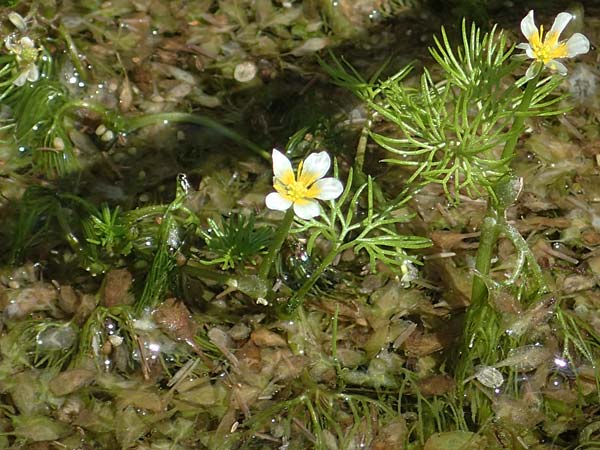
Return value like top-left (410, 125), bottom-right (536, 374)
top-left (0, 2), bottom-right (600, 450)
top-left (200, 213), bottom-right (273, 270)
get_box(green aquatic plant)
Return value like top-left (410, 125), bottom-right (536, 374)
top-left (326, 21), bottom-right (566, 202)
top-left (3, 319), bottom-right (79, 369)
top-left (199, 213), bottom-right (273, 270)
top-left (135, 175), bottom-right (200, 312)
top-left (6, 184), bottom-right (109, 266)
top-left (2, 4), bottom-right (600, 449)
top-left (217, 374), bottom-right (398, 450)
top-left (0, 9), bottom-right (271, 180)
top-left (260, 148), bottom-right (430, 312)
top-left (75, 306), bottom-right (138, 370)
top-left (83, 205), bottom-right (133, 260)
top-left (322, 9), bottom-right (593, 429)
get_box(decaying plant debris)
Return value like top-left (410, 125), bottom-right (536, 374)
top-left (1, 0), bottom-right (600, 449)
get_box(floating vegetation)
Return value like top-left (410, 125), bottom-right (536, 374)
top-left (1, 1), bottom-right (600, 449)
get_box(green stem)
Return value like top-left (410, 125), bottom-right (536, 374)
top-left (54, 104), bottom-right (269, 161)
top-left (471, 70), bottom-right (542, 305)
top-left (125, 112), bottom-right (270, 161)
top-left (57, 99), bottom-right (108, 118)
top-left (58, 24), bottom-right (88, 82)
top-left (285, 244), bottom-right (341, 314)
top-left (501, 70), bottom-right (541, 160)
top-left (456, 211), bottom-right (501, 390)
top-left (182, 260), bottom-right (232, 285)
top-left (470, 213), bottom-right (499, 306)
top-left (258, 208), bottom-right (295, 280)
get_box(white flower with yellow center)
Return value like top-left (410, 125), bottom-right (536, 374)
top-left (5, 36), bottom-right (40, 86)
top-left (265, 149), bottom-right (343, 220)
top-left (517, 10), bottom-right (590, 80)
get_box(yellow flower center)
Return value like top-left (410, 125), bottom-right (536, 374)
top-left (274, 161), bottom-right (321, 205)
top-left (529, 25), bottom-right (568, 64)
top-left (281, 180), bottom-right (310, 203)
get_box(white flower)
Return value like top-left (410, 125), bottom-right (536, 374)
top-left (517, 10), bottom-right (590, 80)
top-left (5, 36), bottom-right (40, 86)
top-left (265, 149), bottom-right (343, 220)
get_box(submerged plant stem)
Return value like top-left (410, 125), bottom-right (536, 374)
top-left (285, 245), bottom-right (340, 314)
top-left (470, 214), bottom-right (499, 305)
top-left (259, 208), bottom-right (295, 280)
top-left (58, 24), bottom-right (88, 83)
top-left (125, 112), bottom-right (270, 161)
top-left (471, 70), bottom-right (542, 306)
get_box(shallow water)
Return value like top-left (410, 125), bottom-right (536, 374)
top-left (1, 1), bottom-right (600, 449)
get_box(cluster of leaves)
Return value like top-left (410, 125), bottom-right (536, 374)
top-left (3, 2), bottom-right (600, 449)
top-left (294, 167), bottom-right (430, 270)
top-left (199, 213), bottom-right (272, 270)
top-left (324, 21), bottom-right (566, 202)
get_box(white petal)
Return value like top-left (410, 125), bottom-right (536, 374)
top-left (293, 200), bottom-right (321, 219)
top-left (565, 33), bottom-right (590, 57)
top-left (26, 64), bottom-right (38, 82)
top-left (313, 178), bottom-right (343, 201)
top-left (271, 149), bottom-right (293, 181)
top-left (520, 11), bottom-right (538, 41)
top-left (516, 43), bottom-right (535, 60)
top-left (299, 151), bottom-right (330, 183)
top-left (13, 71), bottom-right (27, 86)
top-left (546, 60), bottom-right (568, 76)
top-left (265, 192), bottom-right (292, 211)
top-left (549, 12), bottom-right (573, 38)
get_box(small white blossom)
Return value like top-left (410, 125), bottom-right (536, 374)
top-left (265, 149), bottom-right (343, 220)
top-left (517, 10), bottom-right (590, 80)
top-left (5, 36), bottom-right (40, 86)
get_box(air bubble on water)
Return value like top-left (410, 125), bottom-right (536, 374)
top-left (369, 9), bottom-right (382, 22)
top-left (554, 357), bottom-right (567, 368)
top-left (148, 343), bottom-right (160, 352)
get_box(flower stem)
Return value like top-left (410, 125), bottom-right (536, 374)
top-left (501, 70), bottom-right (541, 160)
top-left (470, 213), bottom-right (499, 306)
top-left (258, 208), bottom-right (295, 280)
top-left (458, 70), bottom-right (548, 408)
top-left (285, 245), bottom-right (340, 314)
top-left (471, 71), bottom-right (541, 306)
